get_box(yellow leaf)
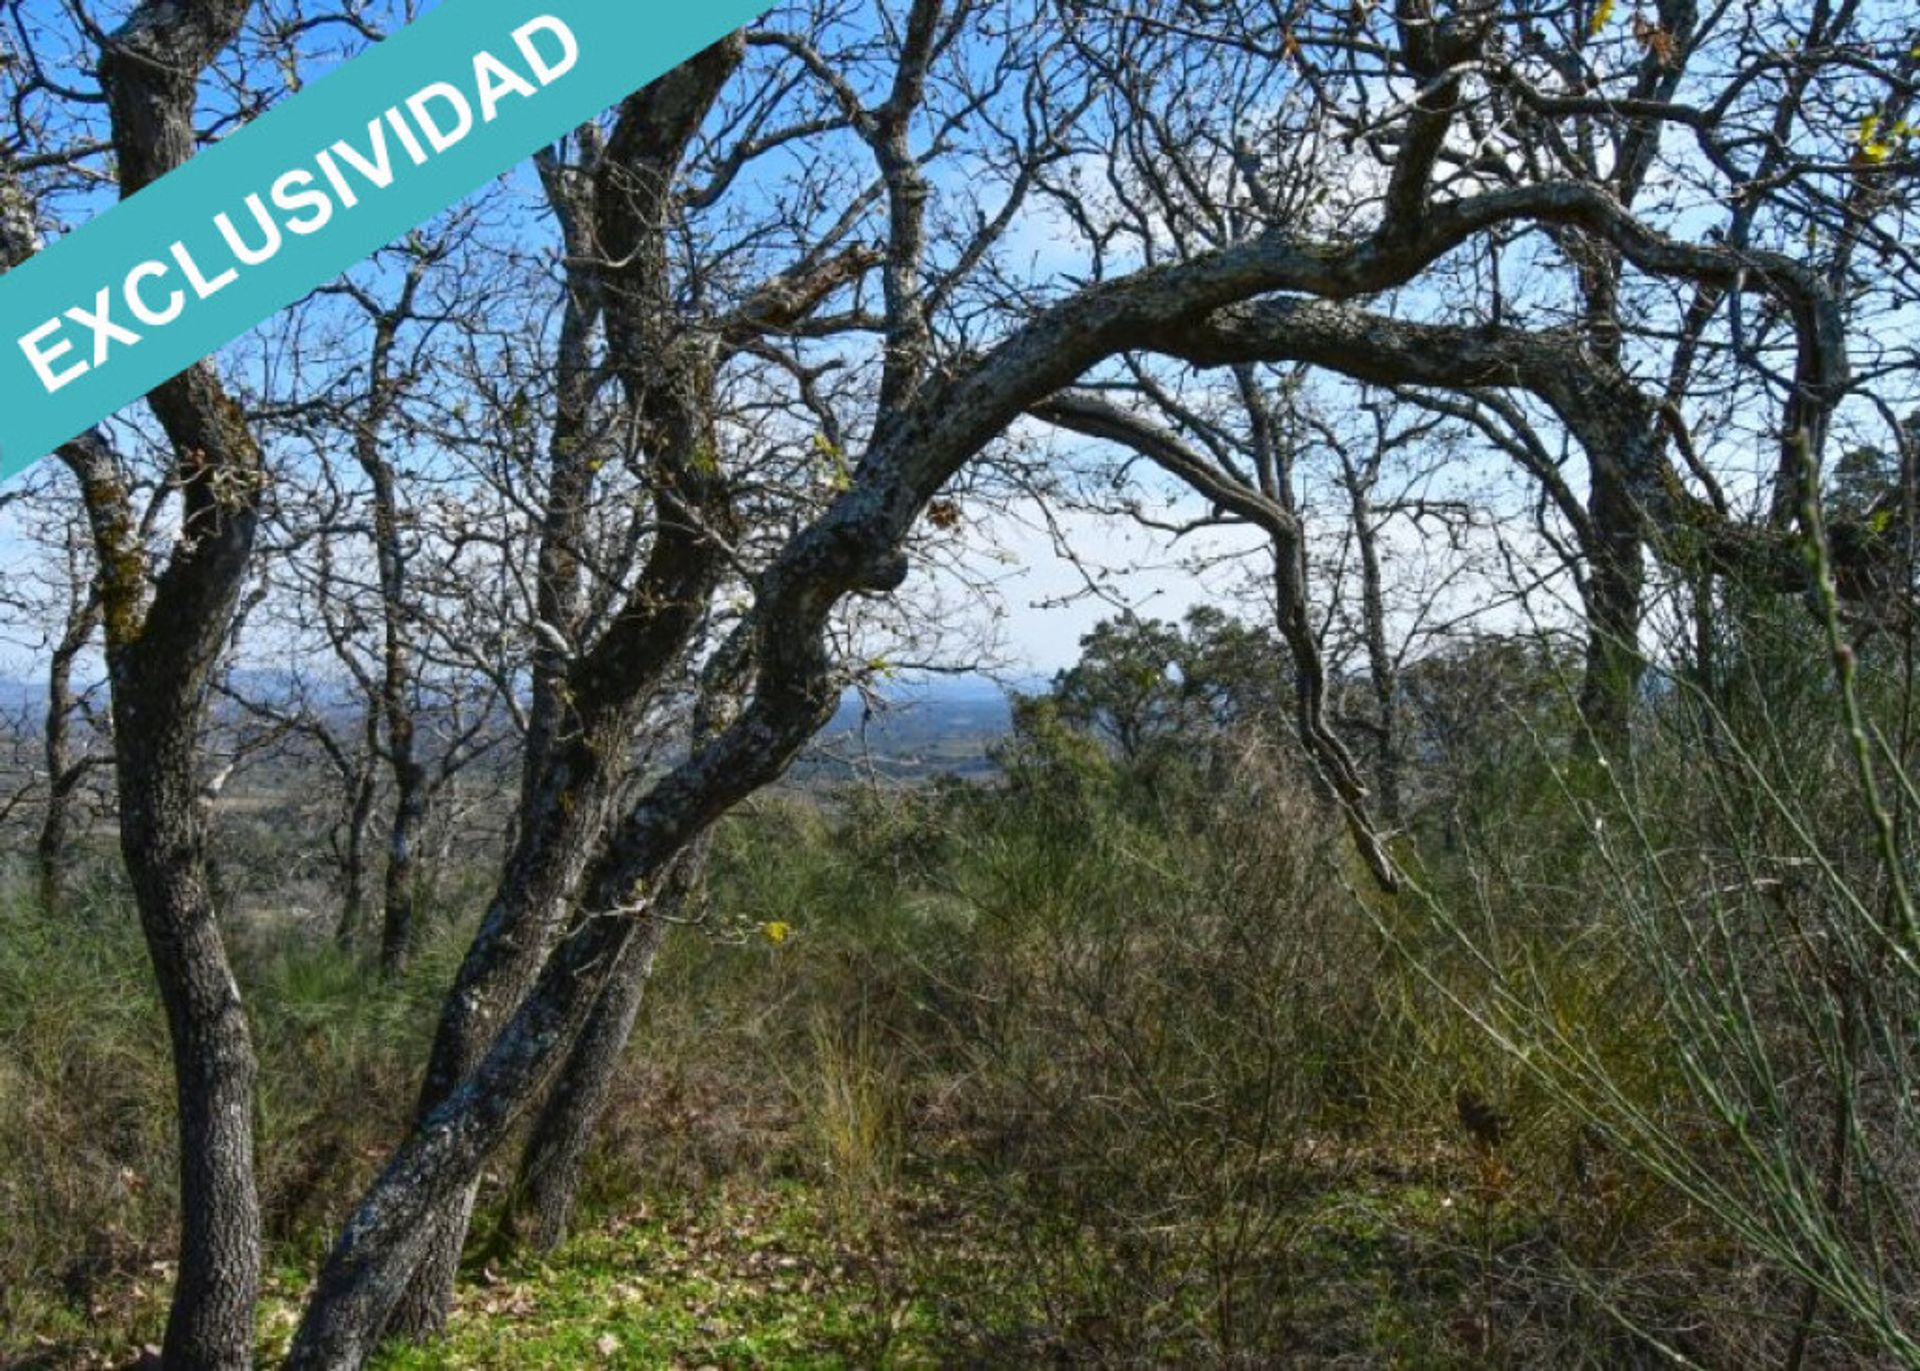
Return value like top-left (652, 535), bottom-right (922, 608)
top-left (813, 432), bottom-right (851, 491)
top-left (1856, 115), bottom-right (1896, 163)
top-left (1589, 0), bottom-right (1615, 36)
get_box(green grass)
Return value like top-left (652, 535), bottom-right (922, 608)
top-left (363, 1183), bottom-right (959, 1370)
top-left (293, 1169), bottom-right (1513, 1369)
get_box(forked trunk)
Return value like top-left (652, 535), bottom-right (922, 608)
top-left (377, 746), bottom-right (634, 1341)
top-left (379, 40), bottom-right (747, 1340)
top-left (509, 923), bottom-right (667, 1250)
top-left (502, 855), bottom-right (696, 1251)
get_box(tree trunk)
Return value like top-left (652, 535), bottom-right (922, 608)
top-left (1578, 453), bottom-right (1645, 761)
top-left (381, 46), bottom-right (747, 1342)
top-left (379, 754), bottom-right (428, 974)
top-left (507, 918), bottom-right (669, 1250)
top-left (354, 300), bottom-right (428, 978)
top-left (73, 367), bottom-right (270, 1371)
top-left (501, 846), bottom-right (706, 1252)
top-left (377, 724), bottom-right (662, 1341)
top-left (336, 761), bottom-right (378, 950)
top-left (59, 7), bottom-right (272, 1361)
top-left (36, 593), bottom-right (98, 911)
top-left (117, 682), bottom-right (262, 1368)
top-left (291, 670), bottom-right (832, 1368)
top-left (1563, 225), bottom-right (1645, 762)
top-left (1346, 469), bottom-right (1403, 824)
top-left (289, 910), bottom-right (663, 1369)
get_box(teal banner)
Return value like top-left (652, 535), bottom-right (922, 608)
top-left (0, 0), bottom-right (769, 482)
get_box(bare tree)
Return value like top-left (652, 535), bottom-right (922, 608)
top-left (339, 245), bottom-right (446, 975)
top-left (0, 469), bottom-right (114, 909)
top-left (1030, 380), bottom-right (1404, 888)
top-left (33, 511), bottom-right (106, 911)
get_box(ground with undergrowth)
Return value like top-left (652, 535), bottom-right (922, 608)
top-left (4, 702), bottom-right (1905, 1366)
top-left (359, 1168), bottom-right (1549, 1370)
top-left (17, 1168), bottom-right (1541, 1368)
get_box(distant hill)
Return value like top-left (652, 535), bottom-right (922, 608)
top-left (0, 678), bottom-right (45, 719)
top-left (801, 675), bottom-right (1028, 783)
top-left (0, 672), bottom-right (1032, 784)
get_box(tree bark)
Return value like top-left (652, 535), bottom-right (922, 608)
top-left (336, 755), bottom-right (379, 950)
top-left (115, 637), bottom-right (263, 1369)
top-left (377, 720), bottom-right (428, 975)
top-left (36, 589), bottom-right (101, 912)
top-left (502, 900), bottom-right (674, 1252)
top-left (499, 832), bottom-right (713, 1253)
top-left (1577, 452), bottom-right (1646, 761)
